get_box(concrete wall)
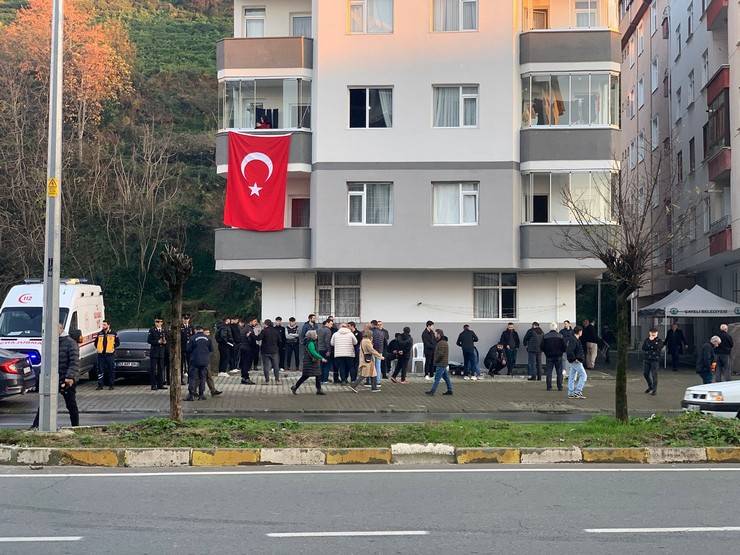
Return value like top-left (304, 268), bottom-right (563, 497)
top-left (520, 128), bottom-right (620, 161)
top-left (216, 228), bottom-right (311, 260)
top-left (234, 0), bottom-right (311, 38)
top-left (520, 224), bottom-right (606, 259)
top-left (520, 30), bottom-right (620, 64)
top-left (217, 37), bottom-right (313, 70)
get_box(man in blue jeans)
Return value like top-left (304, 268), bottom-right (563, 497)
top-left (371, 320), bottom-right (384, 386)
top-left (426, 329), bottom-right (453, 396)
top-left (566, 326), bottom-right (587, 399)
top-left (456, 324), bottom-right (479, 380)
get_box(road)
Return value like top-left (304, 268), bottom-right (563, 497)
top-left (1, 465), bottom-right (739, 554)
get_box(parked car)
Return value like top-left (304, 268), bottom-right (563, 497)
top-left (114, 329), bottom-right (152, 378)
top-left (0, 348), bottom-right (36, 398)
top-left (681, 381), bottom-right (740, 419)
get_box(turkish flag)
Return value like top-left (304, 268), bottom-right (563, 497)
top-left (224, 132), bottom-right (291, 231)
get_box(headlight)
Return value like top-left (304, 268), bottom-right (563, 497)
top-left (707, 391), bottom-right (724, 402)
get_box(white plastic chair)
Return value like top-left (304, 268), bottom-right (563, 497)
top-left (411, 342), bottom-right (425, 374)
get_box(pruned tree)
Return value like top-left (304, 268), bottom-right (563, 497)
top-left (158, 244), bottom-right (193, 422)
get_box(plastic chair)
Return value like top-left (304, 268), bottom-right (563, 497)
top-left (411, 342), bottom-right (425, 374)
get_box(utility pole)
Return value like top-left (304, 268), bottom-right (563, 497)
top-left (39, 0), bottom-right (64, 432)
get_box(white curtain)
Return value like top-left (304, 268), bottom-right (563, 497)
top-left (434, 0), bottom-right (459, 31)
top-left (350, 4), bottom-right (363, 32)
top-left (335, 288), bottom-right (360, 318)
top-left (434, 87), bottom-right (459, 127)
top-left (378, 88), bottom-right (392, 127)
top-left (366, 183), bottom-right (392, 224)
top-left (292, 16), bottom-right (312, 38)
top-left (463, 97), bottom-right (477, 126)
top-left (434, 184), bottom-right (460, 224)
top-left (368, 0), bottom-right (393, 33)
top-left (462, 0), bottom-right (477, 30)
top-left (245, 19), bottom-right (264, 37)
top-left (474, 290), bottom-right (498, 319)
top-left (462, 193), bottom-right (477, 223)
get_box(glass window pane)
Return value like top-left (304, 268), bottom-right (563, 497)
top-left (610, 74), bottom-right (620, 126)
top-left (369, 88), bottom-right (392, 128)
top-left (501, 289), bottom-right (516, 318)
top-left (570, 173), bottom-right (591, 219)
top-left (335, 272), bottom-right (361, 286)
top-left (349, 194), bottom-right (363, 223)
top-left (462, 86), bottom-right (478, 95)
top-left (463, 97), bottom-right (477, 126)
top-left (474, 289), bottom-right (498, 319)
top-left (246, 19), bottom-right (264, 37)
top-left (318, 289), bottom-right (332, 316)
top-left (317, 272), bottom-right (333, 286)
top-left (348, 183), bottom-right (364, 192)
top-left (350, 4), bottom-right (364, 32)
top-left (501, 273), bottom-right (517, 286)
top-left (433, 183), bottom-right (460, 224)
top-left (551, 75), bottom-right (570, 126)
top-left (434, 0), bottom-right (460, 31)
top-left (366, 183), bottom-right (392, 224)
top-left (349, 88), bottom-right (367, 128)
top-left (434, 86), bottom-right (460, 127)
top-left (463, 0), bottom-right (477, 30)
top-left (550, 173), bottom-right (571, 222)
top-left (462, 182), bottom-right (478, 192)
top-left (298, 79), bottom-right (312, 128)
top-left (474, 273), bottom-right (499, 286)
top-left (571, 74), bottom-right (590, 125)
top-left (367, 0), bottom-right (393, 33)
top-left (283, 79), bottom-right (298, 128)
top-left (590, 172), bottom-right (611, 221)
top-left (521, 77), bottom-right (533, 128)
top-left (462, 194), bottom-right (477, 223)
top-left (335, 288), bottom-right (360, 317)
top-left (236, 80), bottom-right (256, 128)
top-left (591, 74), bottom-right (609, 125)
top-left (531, 75), bottom-right (551, 125)
top-left (292, 16), bottom-right (312, 37)
top-left (532, 173), bottom-right (550, 222)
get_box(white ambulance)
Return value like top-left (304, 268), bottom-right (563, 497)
top-left (0, 279), bottom-right (105, 381)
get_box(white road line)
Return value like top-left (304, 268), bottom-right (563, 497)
top-left (0, 537), bottom-right (83, 543)
top-left (0, 467), bottom-right (739, 479)
top-left (267, 531), bottom-right (429, 538)
top-left (585, 526), bottom-right (740, 534)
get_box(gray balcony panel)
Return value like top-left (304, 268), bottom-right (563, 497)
top-left (216, 131), bottom-right (312, 173)
top-left (520, 128), bottom-right (619, 162)
top-left (520, 30), bottom-right (620, 64)
top-left (217, 37), bottom-right (313, 71)
top-left (520, 224), bottom-right (613, 259)
top-left (215, 228), bottom-right (311, 261)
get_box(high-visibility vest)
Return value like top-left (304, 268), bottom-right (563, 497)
top-left (96, 332), bottom-right (116, 354)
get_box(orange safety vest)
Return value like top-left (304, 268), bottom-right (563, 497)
top-left (96, 332), bottom-right (116, 354)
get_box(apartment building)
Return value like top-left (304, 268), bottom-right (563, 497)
top-left (214, 0), bottom-right (621, 345)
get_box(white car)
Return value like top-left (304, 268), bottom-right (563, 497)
top-left (681, 381), bottom-right (740, 419)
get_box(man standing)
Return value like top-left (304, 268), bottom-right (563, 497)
top-left (299, 314), bottom-right (318, 368)
top-left (581, 319), bottom-right (599, 369)
top-left (229, 316), bottom-right (242, 372)
top-left (566, 326), bottom-right (587, 399)
top-left (601, 325), bottom-right (616, 364)
top-left (456, 324), bottom-right (480, 380)
top-left (185, 326), bottom-right (212, 401)
top-left (32, 324), bottom-right (80, 428)
top-left (201, 328), bottom-right (223, 396)
top-left (330, 323), bottom-right (357, 383)
top-left (523, 322), bottom-right (543, 381)
top-left (257, 319), bottom-right (282, 384)
top-left (215, 317), bottom-right (233, 376)
top-left (239, 317), bottom-right (258, 385)
top-left (499, 322), bottom-right (520, 375)
top-left (665, 322), bottom-right (687, 372)
top-left (285, 317), bottom-right (300, 371)
top-left (422, 320), bottom-right (437, 381)
top-left (95, 320), bottom-right (119, 391)
top-left (542, 323), bottom-right (566, 391)
top-left (371, 320), bottom-right (384, 387)
top-left (274, 317), bottom-right (287, 372)
top-left (317, 319), bottom-right (334, 384)
top-left (697, 336), bottom-right (721, 384)
top-left (391, 327), bottom-right (413, 384)
top-left (377, 320), bottom-right (390, 379)
top-left (715, 323), bottom-right (734, 382)
top-left (180, 314), bottom-right (195, 385)
top-left (349, 321), bottom-right (362, 382)
top-left (641, 328), bottom-right (663, 396)
top-left (425, 328), bottom-right (453, 396)
top-left (147, 318), bottom-right (168, 391)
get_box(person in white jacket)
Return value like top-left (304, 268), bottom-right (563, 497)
top-left (331, 323), bottom-right (358, 384)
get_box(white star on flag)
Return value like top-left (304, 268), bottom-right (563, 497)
top-left (249, 183), bottom-right (262, 197)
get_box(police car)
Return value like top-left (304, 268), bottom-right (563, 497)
top-left (681, 381), bottom-right (740, 419)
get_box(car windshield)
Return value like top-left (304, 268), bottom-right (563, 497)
top-left (118, 331), bottom-right (148, 343)
top-left (0, 307), bottom-right (69, 338)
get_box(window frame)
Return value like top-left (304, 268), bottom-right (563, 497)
top-left (348, 86), bottom-right (393, 129)
top-left (432, 182), bottom-right (479, 226)
top-left (347, 182), bottom-right (394, 226)
top-left (651, 115), bottom-right (659, 150)
top-left (433, 0), bottom-right (478, 33)
top-left (316, 272), bottom-right (361, 321)
top-left (521, 171), bottom-right (615, 224)
top-left (348, 0), bottom-right (394, 34)
top-left (290, 13), bottom-right (312, 38)
top-left (651, 58), bottom-right (659, 92)
top-left (472, 272), bottom-right (518, 320)
top-left (650, 2), bottom-right (658, 35)
top-left (637, 21), bottom-right (644, 55)
top-left (243, 7), bottom-right (266, 38)
top-left (432, 85), bottom-right (479, 128)
top-left (637, 77), bottom-right (645, 108)
top-left (688, 70), bottom-right (695, 106)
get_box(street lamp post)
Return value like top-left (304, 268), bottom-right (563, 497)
top-left (39, 0), bottom-right (64, 432)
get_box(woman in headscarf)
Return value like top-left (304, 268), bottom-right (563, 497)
top-left (290, 330), bottom-right (326, 395)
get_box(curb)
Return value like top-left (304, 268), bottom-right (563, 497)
top-left (0, 446), bottom-right (737, 467)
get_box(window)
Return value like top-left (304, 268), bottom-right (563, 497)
top-left (290, 198), bottom-right (310, 228)
top-left (473, 273), bottom-right (517, 319)
top-left (677, 150), bottom-right (683, 182)
top-left (687, 3), bottom-right (693, 38)
top-left (688, 206), bottom-right (697, 241)
top-left (637, 77), bottom-right (644, 108)
top-left (219, 78), bottom-right (312, 130)
top-left (629, 139), bottom-right (636, 169)
top-left (349, 0), bottom-right (393, 34)
top-left (689, 138), bottom-right (696, 173)
top-left (675, 25), bottom-right (681, 58)
top-left (574, 0), bottom-right (598, 28)
top-left (638, 132), bottom-right (645, 162)
top-left (522, 172), bottom-right (613, 223)
top-left (629, 35), bottom-right (635, 67)
top-left (433, 182), bottom-right (478, 225)
top-left (347, 183), bottom-right (393, 225)
top-left (521, 72), bottom-right (619, 128)
top-left (688, 71), bottom-right (695, 105)
top-left (628, 86), bottom-right (635, 118)
top-left (702, 50), bottom-right (709, 86)
top-left (433, 85), bottom-right (478, 127)
top-left (651, 115), bottom-right (659, 149)
top-left (651, 58), bottom-right (659, 92)
top-left (675, 87), bottom-right (682, 119)
top-left (704, 90), bottom-right (730, 157)
top-left (244, 7), bottom-right (265, 38)
top-left (637, 21), bottom-right (644, 55)
top-left (349, 87), bottom-right (392, 128)
top-left (291, 14), bottom-right (312, 38)
top-left (650, 2), bottom-right (658, 35)
top-left (316, 273), bottom-right (360, 319)
top-left (434, 0), bottom-right (477, 32)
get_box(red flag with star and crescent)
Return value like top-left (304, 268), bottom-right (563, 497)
top-left (224, 132), bottom-right (292, 231)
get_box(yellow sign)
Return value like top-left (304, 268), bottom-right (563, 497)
top-left (47, 177), bottom-right (59, 198)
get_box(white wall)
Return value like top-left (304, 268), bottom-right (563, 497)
top-left (261, 271), bottom-right (315, 320)
top-left (729, 0), bottom-right (740, 249)
top-left (234, 0), bottom-right (311, 38)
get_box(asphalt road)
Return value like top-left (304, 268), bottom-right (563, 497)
top-left (1, 465), bottom-right (739, 554)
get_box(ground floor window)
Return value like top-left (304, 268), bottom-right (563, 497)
top-left (473, 273), bottom-right (517, 319)
top-left (316, 272), bottom-right (361, 319)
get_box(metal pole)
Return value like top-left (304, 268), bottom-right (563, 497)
top-left (597, 276), bottom-right (602, 338)
top-left (39, 0), bottom-right (64, 432)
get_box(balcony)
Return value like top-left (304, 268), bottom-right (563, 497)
top-left (521, 128), bottom-right (620, 162)
top-left (706, 0), bottom-right (728, 31)
top-left (708, 148), bottom-right (731, 182)
top-left (215, 228), bottom-right (311, 271)
top-left (216, 130), bottom-right (311, 176)
top-left (520, 224), bottom-right (610, 261)
top-left (218, 78), bottom-right (311, 131)
top-left (520, 29), bottom-right (620, 64)
top-left (709, 225), bottom-right (732, 257)
top-left (217, 37), bottom-right (313, 74)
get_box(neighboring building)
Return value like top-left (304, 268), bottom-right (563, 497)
top-left (214, 0), bottom-right (621, 347)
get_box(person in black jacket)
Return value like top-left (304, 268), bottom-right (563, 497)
top-left (228, 317), bottom-right (242, 372)
top-left (566, 326), bottom-right (587, 399)
top-left (664, 323), bottom-right (687, 372)
top-left (581, 319), bottom-right (599, 369)
top-left (186, 326), bottom-right (212, 401)
top-left (715, 323), bottom-right (734, 382)
top-left (258, 319), bottom-right (282, 384)
top-left (641, 328), bottom-right (664, 395)
top-left (421, 321), bottom-right (437, 380)
top-left (541, 323), bottom-right (566, 391)
top-left (215, 317), bottom-right (233, 374)
top-left (239, 318), bottom-right (257, 385)
top-left (696, 336), bottom-right (721, 384)
top-left (484, 343), bottom-right (507, 376)
top-left (179, 315), bottom-right (195, 385)
top-left (456, 324), bottom-right (479, 379)
top-left (499, 323), bottom-right (520, 375)
top-left (391, 327), bottom-right (414, 383)
top-left (147, 318), bottom-right (169, 391)
top-left (274, 316), bottom-right (287, 371)
top-left (523, 322), bottom-right (543, 381)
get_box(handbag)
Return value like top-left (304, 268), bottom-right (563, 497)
top-left (363, 352), bottom-right (373, 363)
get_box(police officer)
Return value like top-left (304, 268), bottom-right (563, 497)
top-left (32, 324), bottom-right (80, 428)
top-left (147, 318), bottom-right (169, 391)
top-left (180, 314), bottom-right (195, 385)
top-left (186, 326), bottom-right (212, 401)
top-left (95, 320), bottom-right (119, 390)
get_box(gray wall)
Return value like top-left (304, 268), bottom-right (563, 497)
top-left (520, 30), bottom-right (621, 64)
top-left (520, 224), bottom-right (609, 259)
top-left (216, 131), bottom-right (312, 175)
top-left (215, 228), bottom-right (310, 260)
top-left (520, 128), bottom-right (620, 162)
top-left (217, 37), bottom-right (313, 71)
top-left (311, 164), bottom-right (520, 269)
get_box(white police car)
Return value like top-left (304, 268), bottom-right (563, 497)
top-left (681, 381), bottom-right (740, 419)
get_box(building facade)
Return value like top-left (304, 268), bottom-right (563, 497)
top-left (214, 0), bottom-right (621, 347)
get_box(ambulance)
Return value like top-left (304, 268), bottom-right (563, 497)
top-left (0, 279), bottom-right (105, 381)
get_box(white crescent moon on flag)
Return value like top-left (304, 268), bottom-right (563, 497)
top-left (240, 152), bottom-right (274, 182)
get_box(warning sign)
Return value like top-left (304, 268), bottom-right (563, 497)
top-left (47, 177), bottom-right (59, 198)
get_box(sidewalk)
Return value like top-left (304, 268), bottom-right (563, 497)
top-left (0, 368), bottom-right (701, 416)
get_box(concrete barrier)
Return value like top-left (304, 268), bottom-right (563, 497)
top-left (59, 449), bottom-right (122, 467)
top-left (706, 447), bottom-right (740, 463)
top-left (325, 448), bottom-right (392, 465)
top-left (582, 448), bottom-right (648, 463)
top-left (124, 448), bottom-right (191, 467)
top-left (646, 447), bottom-right (707, 464)
top-left (16, 448), bottom-right (52, 465)
top-left (0, 447), bottom-right (14, 464)
top-left (521, 447), bottom-right (582, 464)
top-left (260, 448), bottom-right (326, 465)
top-left (191, 449), bottom-right (260, 466)
top-left (391, 443), bottom-right (455, 464)
top-left (456, 448), bottom-right (520, 464)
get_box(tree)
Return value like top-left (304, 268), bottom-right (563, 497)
top-left (158, 244), bottom-right (193, 422)
top-left (558, 147), bottom-right (699, 422)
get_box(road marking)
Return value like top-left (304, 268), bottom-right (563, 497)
top-left (267, 531), bottom-right (429, 538)
top-left (0, 537), bottom-right (82, 543)
top-left (585, 526), bottom-right (740, 534)
top-left (0, 467), bottom-right (740, 479)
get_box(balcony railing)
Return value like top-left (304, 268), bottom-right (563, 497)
top-left (706, 0), bottom-right (728, 31)
top-left (217, 37), bottom-right (313, 72)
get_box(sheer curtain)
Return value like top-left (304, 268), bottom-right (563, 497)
top-left (292, 16), bottom-right (312, 38)
top-left (434, 184), bottom-right (460, 224)
top-left (378, 89), bottom-right (393, 127)
top-left (434, 0), bottom-right (459, 31)
top-left (474, 289), bottom-right (498, 319)
top-left (463, 97), bottom-right (477, 126)
top-left (368, 0), bottom-right (393, 33)
top-left (462, 0), bottom-right (477, 30)
top-left (434, 87), bottom-right (459, 127)
top-left (366, 183), bottom-right (392, 224)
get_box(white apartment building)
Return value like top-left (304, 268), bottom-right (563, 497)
top-left (214, 0), bottom-right (621, 347)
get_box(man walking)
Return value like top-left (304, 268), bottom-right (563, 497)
top-left (499, 322), bottom-right (520, 375)
top-left (180, 314), bottom-right (195, 385)
top-left (299, 314), bottom-right (318, 369)
top-left (566, 326), bottom-right (587, 399)
top-left (215, 317), bottom-right (233, 376)
top-left (456, 324), bottom-right (479, 380)
top-left (201, 328), bottom-right (223, 396)
top-left (523, 322), bottom-right (543, 381)
top-left (391, 327), bottom-right (413, 384)
top-left (32, 324), bottom-right (80, 428)
top-left (581, 319), bottom-right (599, 369)
top-left (185, 326), bottom-right (212, 401)
top-left (641, 328), bottom-right (663, 396)
top-left (422, 320), bottom-right (437, 381)
top-left (257, 319), bottom-right (282, 384)
top-left (95, 320), bottom-right (119, 391)
top-left (715, 323), bottom-right (734, 382)
top-left (665, 322), bottom-right (687, 372)
top-left (542, 323), bottom-right (566, 391)
top-left (697, 336), bottom-right (721, 384)
top-left (147, 318), bottom-right (168, 390)
top-left (285, 317), bottom-right (300, 371)
top-left (425, 328), bottom-right (453, 396)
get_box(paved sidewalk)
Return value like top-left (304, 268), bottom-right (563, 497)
top-left (0, 369), bottom-right (702, 417)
